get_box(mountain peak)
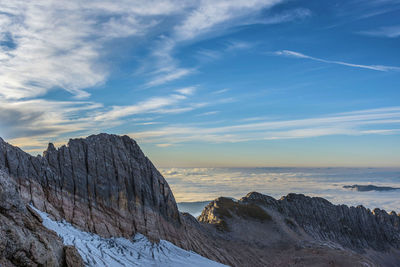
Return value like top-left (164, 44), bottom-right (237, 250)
top-left (0, 134), bottom-right (181, 242)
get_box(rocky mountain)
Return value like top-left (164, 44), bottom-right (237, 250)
top-left (0, 134), bottom-right (399, 266)
top-left (0, 134), bottom-right (181, 243)
top-left (242, 192), bottom-right (400, 251)
top-left (199, 193), bottom-right (400, 266)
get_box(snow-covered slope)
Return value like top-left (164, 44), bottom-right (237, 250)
top-left (32, 206), bottom-right (227, 267)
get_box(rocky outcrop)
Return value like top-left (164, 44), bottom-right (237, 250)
top-left (199, 192), bottom-right (400, 266)
top-left (241, 192), bottom-right (400, 252)
top-left (0, 134), bottom-right (181, 244)
top-left (63, 246), bottom-right (84, 267)
top-left (198, 196), bottom-right (379, 266)
top-left (0, 169), bottom-right (83, 266)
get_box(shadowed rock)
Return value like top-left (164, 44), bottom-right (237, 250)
top-left (0, 170), bottom-right (84, 266)
top-left (241, 192), bottom-right (400, 251)
top-left (63, 246), bottom-right (84, 267)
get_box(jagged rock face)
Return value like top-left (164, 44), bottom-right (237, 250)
top-left (0, 134), bottom-right (181, 243)
top-left (240, 192), bottom-right (400, 252)
top-left (0, 170), bottom-right (82, 266)
top-left (199, 193), bottom-right (400, 266)
top-left (198, 195), bottom-right (379, 267)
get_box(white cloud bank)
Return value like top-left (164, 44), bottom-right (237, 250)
top-left (161, 167), bottom-right (400, 213)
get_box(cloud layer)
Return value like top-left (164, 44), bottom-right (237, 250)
top-left (162, 167), bottom-right (400, 213)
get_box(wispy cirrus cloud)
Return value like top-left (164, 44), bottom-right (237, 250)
top-left (156, 143), bottom-right (175, 148)
top-left (143, 36), bottom-right (195, 88)
top-left (1, 90), bottom-right (204, 151)
top-left (329, 0), bottom-right (400, 24)
top-left (197, 111), bottom-right (219, 116)
top-left (274, 50), bottom-right (400, 72)
top-left (0, 98), bottom-right (104, 150)
top-left (94, 93), bottom-right (190, 121)
top-left (173, 0), bottom-right (283, 41)
top-left (128, 107), bottom-right (400, 144)
top-left (175, 86), bottom-right (197, 95)
top-left (358, 25), bottom-right (400, 38)
top-left (144, 0), bottom-right (311, 87)
top-left (146, 68), bottom-right (195, 87)
top-left (212, 89), bottom-right (230, 94)
top-left (195, 40), bottom-right (255, 63)
top-left (257, 7), bottom-right (311, 24)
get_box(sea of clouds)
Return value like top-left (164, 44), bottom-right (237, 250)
top-left (160, 167), bottom-right (400, 214)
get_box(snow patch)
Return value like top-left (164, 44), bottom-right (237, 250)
top-left (31, 206), bottom-right (228, 267)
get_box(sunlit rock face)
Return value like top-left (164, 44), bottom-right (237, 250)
top-left (0, 134), bottom-right (182, 244)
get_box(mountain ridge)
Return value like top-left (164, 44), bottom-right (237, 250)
top-left (1, 134), bottom-right (399, 266)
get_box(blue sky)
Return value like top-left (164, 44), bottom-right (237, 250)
top-left (0, 0), bottom-right (399, 167)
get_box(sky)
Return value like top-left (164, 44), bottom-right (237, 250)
top-left (0, 0), bottom-right (399, 167)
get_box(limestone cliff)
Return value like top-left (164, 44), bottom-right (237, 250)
top-left (0, 134), bottom-right (181, 243)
